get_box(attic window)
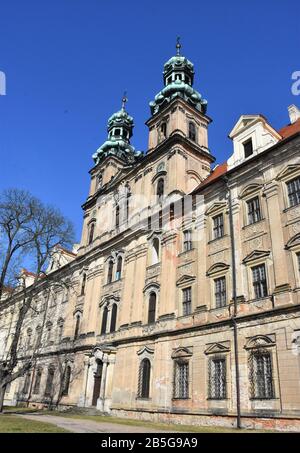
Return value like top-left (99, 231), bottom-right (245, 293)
top-left (243, 138), bottom-right (253, 158)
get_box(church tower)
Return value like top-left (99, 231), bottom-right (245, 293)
top-left (146, 38), bottom-right (215, 194)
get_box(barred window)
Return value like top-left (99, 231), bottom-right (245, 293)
top-left (252, 264), bottom-right (268, 298)
top-left (208, 357), bottom-right (226, 399)
top-left (182, 287), bottom-right (192, 316)
top-left (213, 214), bottom-right (224, 239)
top-left (247, 196), bottom-right (261, 224)
top-left (183, 230), bottom-right (192, 252)
top-left (33, 368), bottom-right (42, 395)
top-left (250, 351), bottom-right (274, 399)
top-left (44, 366), bottom-right (55, 397)
top-left (214, 277), bottom-right (226, 308)
top-left (174, 361), bottom-right (189, 399)
top-left (287, 176), bottom-right (300, 207)
top-left (137, 358), bottom-right (151, 398)
top-left (62, 365), bottom-right (71, 396)
top-left (22, 372), bottom-right (31, 394)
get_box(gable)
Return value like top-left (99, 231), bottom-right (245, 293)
top-left (242, 249), bottom-right (270, 264)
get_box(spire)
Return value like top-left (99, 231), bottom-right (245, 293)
top-left (176, 36), bottom-right (181, 56)
top-left (121, 91), bottom-right (128, 110)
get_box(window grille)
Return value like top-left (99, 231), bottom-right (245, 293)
top-left (208, 357), bottom-right (226, 399)
top-left (137, 358), bottom-right (151, 398)
top-left (249, 350), bottom-right (274, 399)
top-left (174, 361), bottom-right (189, 399)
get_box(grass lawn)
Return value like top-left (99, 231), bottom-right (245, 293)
top-left (0, 414), bottom-right (69, 433)
top-left (43, 411), bottom-right (272, 433)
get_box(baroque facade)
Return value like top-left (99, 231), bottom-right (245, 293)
top-left (1, 44), bottom-right (300, 430)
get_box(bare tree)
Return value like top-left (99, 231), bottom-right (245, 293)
top-left (0, 188), bottom-right (74, 411)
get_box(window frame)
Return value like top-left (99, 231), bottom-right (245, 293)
top-left (207, 356), bottom-right (227, 400)
top-left (246, 196), bottom-right (262, 225)
top-left (182, 287), bottom-right (192, 316)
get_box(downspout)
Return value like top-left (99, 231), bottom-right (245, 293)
top-left (224, 176), bottom-right (242, 429)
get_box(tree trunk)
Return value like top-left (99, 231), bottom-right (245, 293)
top-left (0, 384), bottom-right (6, 413)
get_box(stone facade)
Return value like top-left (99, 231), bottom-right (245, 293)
top-left (1, 46), bottom-right (300, 431)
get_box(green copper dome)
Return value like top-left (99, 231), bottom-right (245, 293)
top-left (150, 39), bottom-right (207, 116)
top-left (92, 102), bottom-right (142, 166)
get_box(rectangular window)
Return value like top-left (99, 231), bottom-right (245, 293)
top-left (214, 277), bottom-right (226, 308)
top-left (251, 352), bottom-right (274, 399)
top-left (208, 358), bottom-right (226, 399)
top-left (243, 138), bottom-right (253, 158)
top-left (183, 230), bottom-right (192, 252)
top-left (252, 264), bottom-right (268, 298)
top-left (287, 176), bottom-right (300, 207)
top-left (182, 287), bottom-right (192, 316)
top-left (174, 361), bottom-right (189, 399)
top-left (247, 196), bottom-right (261, 224)
top-left (213, 214), bottom-right (224, 239)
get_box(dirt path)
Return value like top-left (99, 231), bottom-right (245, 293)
top-left (18, 413), bottom-right (179, 433)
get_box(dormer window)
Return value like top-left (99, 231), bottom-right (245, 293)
top-left (188, 122), bottom-right (196, 141)
top-left (243, 138), bottom-right (253, 158)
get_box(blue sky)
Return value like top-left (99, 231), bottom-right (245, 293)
top-left (0, 0), bottom-right (299, 241)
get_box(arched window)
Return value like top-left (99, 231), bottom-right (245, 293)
top-left (116, 205), bottom-right (120, 229)
top-left (57, 319), bottom-right (64, 342)
top-left (62, 365), bottom-right (71, 396)
top-left (44, 366), bottom-right (55, 397)
top-left (115, 256), bottom-right (122, 281)
top-left (97, 174), bottom-right (103, 189)
top-left (22, 371), bottom-right (31, 394)
top-left (33, 368), bottom-right (42, 395)
top-left (101, 306), bottom-right (108, 335)
top-left (126, 190), bottom-right (131, 221)
top-left (88, 223), bottom-right (95, 245)
top-left (110, 304), bottom-right (118, 333)
top-left (170, 202), bottom-right (175, 222)
top-left (160, 122), bottom-right (167, 139)
top-left (152, 238), bottom-right (160, 264)
top-left (107, 260), bottom-right (113, 284)
top-left (188, 122), bottom-right (196, 141)
top-left (157, 178), bottom-right (164, 199)
top-left (74, 314), bottom-right (80, 339)
top-left (35, 326), bottom-right (42, 348)
top-left (137, 358), bottom-right (151, 398)
top-left (80, 273), bottom-right (86, 296)
top-left (148, 292), bottom-right (156, 324)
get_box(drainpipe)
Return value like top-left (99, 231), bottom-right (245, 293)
top-left (224, 176), bottom-right (242, 429)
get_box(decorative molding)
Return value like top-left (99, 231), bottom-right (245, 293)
top-left (204, 342), bottom-right (230, 355)
top-left (286, 233), bottom-right (300, 249)
top-left (239, 183), bottom-right (263, 199)
top-left (205, 202), bottom-right (227, 216)
top-left (137, 346), bottom-right (154, 356)
top-left (171, 347), bottom-right (192, 359)
top-left (242, 249), bottom-right (270, 264)
top-left (176, 274), bottom-right (196, 287)
top-left (206, 262), bottom-right (230, 277)
top-left (244, 334), bottom-right (275, 350)
top-left (276, 164), bottom-right (300, 181)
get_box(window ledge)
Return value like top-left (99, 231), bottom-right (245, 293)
top-left (208, 235), bottom-right (228, 245)
top-left (242, 218), bottom-right (265, 229)
top-left (283, 203), bottom-right (300, 213)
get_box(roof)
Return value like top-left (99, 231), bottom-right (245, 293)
top-left (278, 118), bottom-right (300, 139)
top-left (193, 118), bottom-right (300, 194)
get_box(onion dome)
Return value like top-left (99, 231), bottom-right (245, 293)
top-left (92, 94), bottom-right (142, 166)
top-left (149, 38), bottom-right (207, 116)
